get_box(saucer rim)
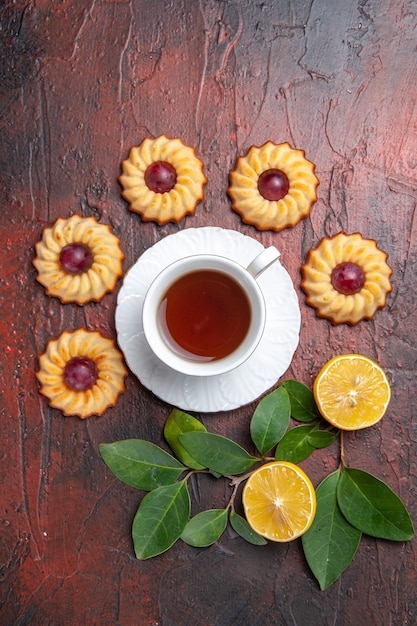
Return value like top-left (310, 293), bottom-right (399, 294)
top-left (115, 226), bottom-right (301, 412)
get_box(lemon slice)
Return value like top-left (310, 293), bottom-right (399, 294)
top-left (313, 354), bottom-right (391, 430)
top-left (242, 461), bottom-right (316, 542)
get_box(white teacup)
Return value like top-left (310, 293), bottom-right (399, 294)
top-left (142, 247), bottom-right (280, 376)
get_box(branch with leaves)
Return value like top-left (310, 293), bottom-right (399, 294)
top-left (99, 380), bottom-right (414, 590)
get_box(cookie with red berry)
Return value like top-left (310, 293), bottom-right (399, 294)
top-left (301, 232), bottom-right (392, 325)
top-left (119, 135), bottom-right (206, 224)
top-left (228, 141), bottom-right (319, 232)
top-left (33, 215), bottom-right (124, 305)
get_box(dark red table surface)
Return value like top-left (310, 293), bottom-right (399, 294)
top-left (1, 1), bottom-right (416, 625)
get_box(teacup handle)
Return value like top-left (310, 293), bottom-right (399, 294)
top-left (246, 246), bottom-right (280, 279)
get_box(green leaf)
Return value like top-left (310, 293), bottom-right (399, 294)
top-left (250, 387), bottom-right (291, 454)
top-left (179, 432), bottom-right (258, 475)
top-left (229, 511), bottom-right (268, 545)
top-left (164, 408), bottom-right (207, 469)
top-left (133, 481), bottom-right (190, 559)
top-left (279, 380), bottom-right (320, 422)
top-left (275, 425), bottom-right (316, 463)
top-left (99, 440), bottom-right (185, 491)
top-left (302, 470), bottom-right (362, 590)
top-left (307, 429), bottom-right (338, 449)
top-left (181, 509), bottom-right (228, 547)
top-left (337, 468), bottom-right (414, 541)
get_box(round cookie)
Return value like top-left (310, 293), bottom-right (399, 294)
top-left (301, 232), bottom-right (392, 325)
top-left (228, 141), bottom-right (319, 231)
top-left (119, 135), bottom-right (207, 224)
top-left (33, 215), bottom-right (124, 305)
top-left (37, 328), bottom-right (128, 418)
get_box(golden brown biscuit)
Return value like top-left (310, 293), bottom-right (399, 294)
top-left (33, 215), bottom-right (124, 305)
top-left (37, 329), bottom-right (128, 418)
top-left (119, 135), bottom-right (207, 224)
top-left (301, 232), bottom-right (392, 325)
top-left (228, 141), bottom-right (319, 231)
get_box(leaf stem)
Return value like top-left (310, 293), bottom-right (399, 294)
top-left (339, 431), bottom-right (346, 469)
top-left (225, 470), bottom-right (254, 511)
top-left (183, 468), bottom-right (210, 482)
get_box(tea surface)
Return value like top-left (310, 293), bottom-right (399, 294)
top-left (158, 270), bottom-right (251, 361)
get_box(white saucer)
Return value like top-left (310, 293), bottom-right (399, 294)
top-left (115, 227), bottom-right (301, 412)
